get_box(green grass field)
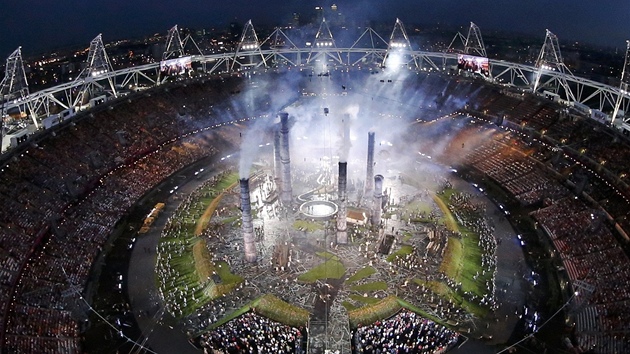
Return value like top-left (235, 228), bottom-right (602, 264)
top-left (316, 251), bottom-right (340, 261)
top-left (297, 259), bottom-right (346, 282)
top-left (294, 219), bottom-right (324, 232)
top-left (386, 244), bottom-right (414, 262)
top-left (346, 266), bottom-right (377, 283)
top-left (400, 200), bottom-right (434, 220)
top-left (413, 279), bottom-right (487, 317)
top-left (348, 294), bottom-right (383, 305)
top-left (158, 168), bottom-right (495, 329)
top-left (255, 294), bottom-right (311, 328)
top-left (436, 189), bottom-right (493, 298)
top-left (193, 239), bottom-right (214, 282)
top-left (424, 188), bottom-right (494, 317)
top-left (195, 173), bottom-right (239, 236)
top-left (203, 294), bottom-right (310, 334)
top-left (347, 295), bottom-right (453, 329)
top-left (157, 171), bottom-right (243, 318)
top-left (432, 192), bottom-right (459, 232)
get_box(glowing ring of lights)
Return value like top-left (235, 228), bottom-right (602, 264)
top-left (299, 200), bottom-right (338, 219)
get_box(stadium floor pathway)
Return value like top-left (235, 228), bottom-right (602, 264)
top-left (127, 172), bottom-right (208, 354)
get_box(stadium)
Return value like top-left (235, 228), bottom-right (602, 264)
top-left (1, 13), bottom-right (630, 354)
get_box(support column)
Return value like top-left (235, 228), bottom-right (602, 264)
top-left (279, 112), bottom-right (293, 205)
top-left (372, 174), bottom-right (384, 227)
top-left (240, 178), bottom-right (257, 262)
top-left (337, 162), bottom-right (348, 244)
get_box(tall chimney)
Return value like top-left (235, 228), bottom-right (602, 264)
top-left (365, 132), bottom-right (375, 193)
top-left (273, 128), bottom-right (282, 195)
top-left (337, 162), bottom-right (348, 244)
top-left (372, 174), bottom-right (384, 227)
top-left (279, 112), bottom-right (293, 205)
top-left (343, 114), bottom-right (351, 143)
top-left (240, 178), bottom-right (257, 262)
top-left (340, 113), bottom-right (351, 162)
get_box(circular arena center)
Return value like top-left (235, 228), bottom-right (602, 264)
top-left (1, 18), bottom-right (630, 354)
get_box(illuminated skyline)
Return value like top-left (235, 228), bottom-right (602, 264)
top-left (2, 0), bottom-right (630, 57)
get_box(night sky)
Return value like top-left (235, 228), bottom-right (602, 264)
top-left (2, 0), bottom-right (630, 57)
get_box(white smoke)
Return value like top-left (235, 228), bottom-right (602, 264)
top-left (226, 61), bottom-right (482, 186)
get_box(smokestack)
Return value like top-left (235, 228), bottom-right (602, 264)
top-left (279, 112), bottom-right (293, 205)
top-left (365, 132), bottom-right (375, 192)
top-left (240, 178), bottom-right (257, 262)
top-left (372, 174), bottom-right (384, 227)
top-left (273, 128), bottom-right (282, 194)
top-left (337, 162), bottom-right (348, 244)
top-left (343, 114), bottom-right (351, 143)
top-left (339, 113), bottom-right (351, 162)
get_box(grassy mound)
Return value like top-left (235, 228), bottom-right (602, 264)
top-left (204, 294), bottom-right (310, 333)
top-left (386, 245), bottom-right (414, 262)
top-left (342, 301), bottom-right (359, 311)
top-left (348, 296), bottom-right (400, 328)
top-left (346, 266), bottom-right (377, 284)
top-left (193, 239), bottom-right (214, 282)
top-left (254, 294), bottom-right (311, 328)
top-left (349, 294), bottom-right (383, 305)
top-left (439, 237), bottom-right (462, 278)
top-left (297, 259), bottom-right (346, 283)
top-left (293, 219), bottom-right (324, 232)
top-left (401, 232), bottom-right (413, 242)
top-left (316, 251), bottom-right (339, 261)
top-left (413, 279), bottom-right (487, 317)
top-left (348, 296), bottom-right (452, 329)
top-left (209, 261), bottom-right (244, 298)
top-left (194, 172), bottom-right (239, 236)
top-left (401, 200), bottom-right (433, 219)
top-left (396, 298), bottom-right (450, 327)
top-left (157, 171), bottom-right (244, 319)
top-left (431, 192), bottom-right (459, 232)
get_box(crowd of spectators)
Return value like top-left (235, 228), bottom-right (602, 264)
top-left (353, 310), bottom-right (459, 353)
top-left (463, 134), bottom-right (571, 206)
top-left (530, 199), bottom-right (630, 353)
top-left (0, 61), bottom-right (629, 353)
top-left (459, 90), bottom-right (630, 353)
top-left (199, 311), bottom-right (304, 353)
top-left (0, 77), bottom-right (246, 352)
